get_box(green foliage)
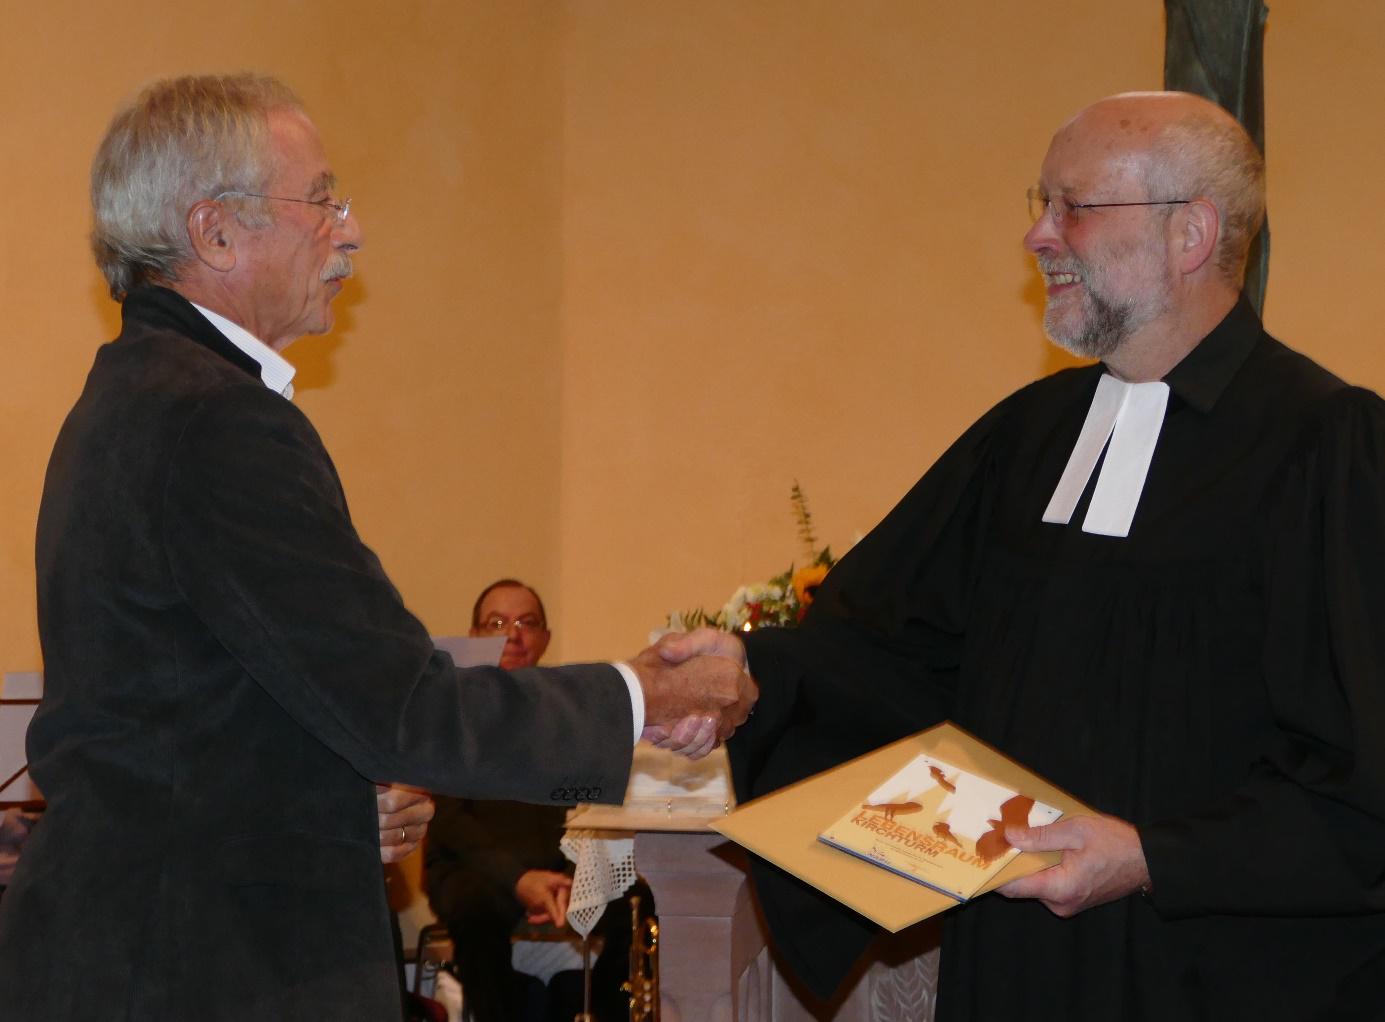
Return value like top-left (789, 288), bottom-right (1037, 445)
top-left (790, 479), bottom-right (819, 563)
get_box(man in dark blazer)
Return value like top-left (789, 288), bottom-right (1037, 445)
top-left (0, 74), bottom-right (752, 1021)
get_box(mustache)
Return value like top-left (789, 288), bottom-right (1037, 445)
top-left (321, 255), bottom-right (354, 283)
top-left (1037, 256), bottom-right (1082, 275)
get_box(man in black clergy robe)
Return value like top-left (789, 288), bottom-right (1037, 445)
top-left (0, 74), bottom-right (753, 1021)
top-left (664, 92), bottom-right (1385, 1020)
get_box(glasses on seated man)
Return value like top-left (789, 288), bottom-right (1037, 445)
top-left (475, 614), bottom-right (546, 635)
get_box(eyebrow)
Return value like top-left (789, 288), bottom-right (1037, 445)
top-left (307, 171), bottom-right (337, 197)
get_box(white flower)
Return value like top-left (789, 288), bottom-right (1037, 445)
top-left (744, 583), bottom-right (774, 603)
top-left (721, 586), bottom-right (751, 628)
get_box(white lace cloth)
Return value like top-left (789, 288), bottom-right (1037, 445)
top-left (559, 827), bottom-right (637, 937)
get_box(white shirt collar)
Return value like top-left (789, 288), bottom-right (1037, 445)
top-left (189, 302), bottom-right (296, 400)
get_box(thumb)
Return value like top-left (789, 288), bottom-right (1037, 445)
top-left (1004, 823), bottom-right (1045, 851)
top-left (656, 631), bottom-right (696, 664)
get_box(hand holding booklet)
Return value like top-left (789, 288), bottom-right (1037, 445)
top-left (817, 753), bottom-right (1062, 902)
top-left (712, 721), bottom-right (1091, 931)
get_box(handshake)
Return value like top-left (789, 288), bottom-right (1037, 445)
top-left (375, 627), bottom-right (757, 863)
top-left (629, 628), bottom-right (758, 759)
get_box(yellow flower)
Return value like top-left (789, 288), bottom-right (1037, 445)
top-left (792, 563), bottom-right (830, 608)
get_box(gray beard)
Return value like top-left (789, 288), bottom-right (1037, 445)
top-left (1044, 287), bottom-right (1135, 361)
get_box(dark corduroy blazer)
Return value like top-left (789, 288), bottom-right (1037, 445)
top-left (0, 286), bottom-right (632, 1020)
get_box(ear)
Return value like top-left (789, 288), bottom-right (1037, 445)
top-left (1174, 198), bottom-right (1219, 276)
top-left (185, 199), bottom-right (237, 272)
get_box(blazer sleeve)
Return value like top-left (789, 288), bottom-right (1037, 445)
top-left (161, 384), bottom-right (632, 803)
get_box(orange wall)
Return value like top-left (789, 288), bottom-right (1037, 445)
top-left (3, 0), bottom-right (1385, 670)
top-left (0, 1), bottom-right (566, 669)
top-left (554, 1), bottom-right (1162, 658)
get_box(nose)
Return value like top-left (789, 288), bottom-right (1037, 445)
top-left (332, 207), bottom-right (363, 252)
top-left (1023, 207), bottom-right (1061, 255)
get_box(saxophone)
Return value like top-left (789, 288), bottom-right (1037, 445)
top-left (623, 895), bottom-right (660, 1021)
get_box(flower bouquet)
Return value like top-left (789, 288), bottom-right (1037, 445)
top-left (668, 482), bottom-right (837, 633)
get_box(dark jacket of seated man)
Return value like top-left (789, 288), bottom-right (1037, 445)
top-left (425, 793), bottom-right (654, 1022)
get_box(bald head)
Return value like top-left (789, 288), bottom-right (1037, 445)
top-left (1057, 92), bottom-right (1265, 286)
top-left (1026, 92), bottom-right (1264, 378)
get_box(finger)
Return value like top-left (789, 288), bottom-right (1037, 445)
top-left (380, 820), bottom-right (425, 849)
top-left (653, 714), bottom-right (710, 748)
top-left (657, 628), bottom-right (745, 667)
top-left (653, 714), bottom-right (717, 752)
top-left (670, 717), bottom-right (720, 759)
top-left (376, 783), bottom-right (429, 816)
top-left (554, 886), bottom-right (570, 928)
top-left (1003, 825), bottom-right (1038, 850)
top-left (997, 869), bottom-right (1055, 900)
top-left (1005, 820), bottom-right (1080, 853)
top-left (540, 888), bottom-right (562, 921)
top-left (674, 714), bottom-right (715, 746)
top-left (654, 631), bottom-right (691, 663)
top-left (679, 732), bottom-right (719, 760)
top-left (735, 675), bottom-right (760, 723)
top-left (640, 725), bottom-right (671, 745)
top-left (379, 795), bottom-right (436, 831)
top-left (380, 837), bottom-right (421, 865)
top-left (1002, 862), bottom-right (1076, 902)
top-left (689, 715), bottom-right (720, 749)
top-left (527, 911), bottom-right (552, 925)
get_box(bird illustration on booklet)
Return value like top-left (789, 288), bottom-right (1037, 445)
top-left (817, 753), bottom-right (1062, 902)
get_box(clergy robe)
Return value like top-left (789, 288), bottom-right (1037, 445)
top-left (729, 297), bottom-right (1385, 1021)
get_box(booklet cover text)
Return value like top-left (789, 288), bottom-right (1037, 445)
top-left (817, 752), bottom-right (1063, 901)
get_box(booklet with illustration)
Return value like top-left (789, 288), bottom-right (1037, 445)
top-left (817, 752), bottom-right (1062, 901)
top-left (712, 722), bottom-right (1090, 931)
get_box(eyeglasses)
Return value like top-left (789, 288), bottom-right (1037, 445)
top-left (216, 191), bottom-right (353, 223)
top-left (476, 615), bottom-right (548, 636)
top-left (1027, 187), bottom-right (1189, 226)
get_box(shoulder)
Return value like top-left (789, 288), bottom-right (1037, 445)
top-left (977, 363), bottom-right (1104, 432)
top-left (1248, 335), bottom-right (1385, 438)
top-left (928, 363), bottom-right (1101, 472)
top-left (84, 315), bottom-right (273, 446)
top-left (1252, 335), bottom-right (1354, 402)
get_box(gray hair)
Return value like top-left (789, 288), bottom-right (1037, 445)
top-left (1142, 109), bottom-right (1266, 287)
top-left (91, 73), bottom-right (303, 299)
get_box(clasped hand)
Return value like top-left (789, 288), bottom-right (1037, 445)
top-left (515, 868), bottom-right (572, 927)
top-left (376, 783), bottom-right (435, 864)
top-left (631, 627), bottom-right (755, 759)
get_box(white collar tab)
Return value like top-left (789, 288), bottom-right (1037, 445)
top-left (1042, 373), bottom-right (1170, 539)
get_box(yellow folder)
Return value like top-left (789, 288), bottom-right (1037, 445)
top-left (711, 720), bottom-right (1094, 932)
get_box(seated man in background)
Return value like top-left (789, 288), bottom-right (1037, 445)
top-left (426, 580), bottom-right (653, 1022)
